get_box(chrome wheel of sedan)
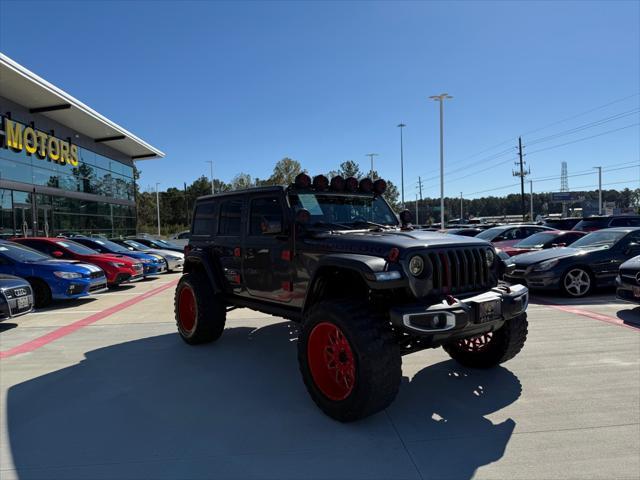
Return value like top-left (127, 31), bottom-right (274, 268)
top-left (562, 268), bottom-right (592, 297)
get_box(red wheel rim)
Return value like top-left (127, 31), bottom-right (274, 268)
top-left (178, 286), bottom-right (196, 333)
top-left (457, 332), bottom-right (493, 352)
top-left (307, 322), bottom-right (356, 401)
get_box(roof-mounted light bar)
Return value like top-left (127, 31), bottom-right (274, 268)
top-left (292, 173), bottom-right (388, 195)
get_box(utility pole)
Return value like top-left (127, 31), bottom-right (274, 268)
top-left (415, 193), bottom-right (419, 225)
top-left (512, 136), bottom-right (530, 222)
top-left (155, 182), bottom-right (161, 236)
top-left (184, 182), bottom-right (189, 226)
top-left (460, 192), bottom-right (463, 222)
top-left (397, 123), bottom-right (406, 207)
top-left (205, 161), bottom-right (214, 194)
top-left (418, 176), bottom-right (423, 202)
top-left (366, 153), bottom-right (379, 179)
top-left (594, 166), bottom-right (602, 214)
top-left (529, 180), bottom-right (534, 221)
top-left (429, 93), bottom-right (453, 229)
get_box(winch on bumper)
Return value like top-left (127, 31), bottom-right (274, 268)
top-left (390, 283), bottom-right (528, 337)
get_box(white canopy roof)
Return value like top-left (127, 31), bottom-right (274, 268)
top-left (0, 53), bottom-right (164, 160)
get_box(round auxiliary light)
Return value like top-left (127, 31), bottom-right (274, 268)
top-left (373, 179), bottom-right (387, 195)
top-left (345, 177), bottom-right (359, 192)
top-left (330, 175), bottom-right (345, 191)
top-left (408, 255), bottom-right (424, 277)
top-left (294, 173), bottom-right (311, 189)
top-left (485, 249), bottom-right (495, 267)
top-left (359, 178), bottom-right (373, 193)
top-left (313, 174), bottom-right (329, 191)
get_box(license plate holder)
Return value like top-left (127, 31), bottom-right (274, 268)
top-left (633, 286), bottom-right (640, 298)
top-left (477, 299), bottom-right (502, 323)
top-left (17, 296), bottom-right (29, 309)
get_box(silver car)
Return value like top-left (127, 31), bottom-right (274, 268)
top-left (114, 239), bottom-right (184, 271)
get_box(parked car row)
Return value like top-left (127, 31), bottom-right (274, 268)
top-left (0, 235), bottom-right (185, 321)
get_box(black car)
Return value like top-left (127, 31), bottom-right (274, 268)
top-left (504, 227), bottom-right (640, 297)
top-left (542, 217), bottom-right (582, 231)
top-left (616, 255), bottom-right (640, 304)
top-left (0, 274), bottom-right (34, 320)
top-left (175, 173), bottom-right (529, 422)
top-left (573, 215), bottom-right (640, 232)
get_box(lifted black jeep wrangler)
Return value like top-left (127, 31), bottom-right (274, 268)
top-left (175, 174), bottom-right (529, 421)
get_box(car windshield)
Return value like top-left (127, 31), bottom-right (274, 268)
top-left (574, 218), bottom-right (609, 229)
top-left (569, 230), bottom-right (628, 249)
top-left (0, 242), bottom-right (50, 262)
top-left (90, 238), bottom-right (132, 254)
top-left (55, 240), bottom-right (99, 255)
top-left (476, 226), bottom-right (508, 241)
top-left (514, 232), bottom-right (558, 248)
top-left (153, 239), bottom-right (180, 248)
top-left (288, 193), bottom-right (398, 228)
top-left (125, 240), bottom-right (150, 251)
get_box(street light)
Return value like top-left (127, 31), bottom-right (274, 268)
top-left (429, 93), bottom-right (453, 228)
top-left (397, 123), bottom-right (406, 208)
top-left (594, 166), bottom-right (602, 214)
top-left (155, 182), bottom-right (161, 236)
top-left (205, 160), bottom-right (214, 194)
top-left (366, 153), bottom-right (379, 179)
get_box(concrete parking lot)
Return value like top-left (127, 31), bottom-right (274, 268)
top-left (0, 274), bottom-right (638, 480)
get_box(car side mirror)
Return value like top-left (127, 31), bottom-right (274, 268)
top-left (624, 242), bottom-right (640, 256)
top-left (295, 208), bottom-right (311, 225)
top-left (551, 242), bottom-right (566, 248)
top-left (495, 235), bottom-right (506, 242)
top-left (399, 209), bottom-right (413, 229)
top-left (51, 250), bottom-right (64, 258)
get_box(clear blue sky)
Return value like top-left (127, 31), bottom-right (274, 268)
top-left (1, 0), bottom-right (638, 200)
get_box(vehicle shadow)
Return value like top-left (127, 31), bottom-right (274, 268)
top-left (6, 324), bottom-right (521, 479)
top-left (0, 321), bottom-right (18, 333)
top-left (617, 306), bottom-right (640, 327)
top-left (36, 297), bottom-right (98, 312)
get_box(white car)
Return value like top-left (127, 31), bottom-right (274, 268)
top-left (170, 231), bottom-right (191, 248)
top-left (114, 239), bottom-right (184, 271)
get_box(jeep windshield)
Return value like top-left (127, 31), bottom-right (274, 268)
top-left (288, 192), bottom-right (398, 228)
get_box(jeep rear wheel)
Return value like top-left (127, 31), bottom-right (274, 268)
top-left (297, 301), bottom-right (401, 422)
top-left (174, 272), bottom-right (226, 344)
top-left (443, 313), bottom-right (528, 368)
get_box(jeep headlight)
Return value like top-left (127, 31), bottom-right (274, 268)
top-left (533, 259), bottom-right (559, 271)
top-left (408, 255), bottom-right (424, 276)
top-left (485, 249), bottom-right (495, 266)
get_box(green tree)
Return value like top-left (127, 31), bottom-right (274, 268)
top-left (337, 160), bottom-right (362, 178)
top-left (231, 173), bottom-right (253, 190)
top-left (269, 157), bottom-right (303, 185)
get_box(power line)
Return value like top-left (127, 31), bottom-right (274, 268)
top-left (526, 123), bottom-right (640, 156)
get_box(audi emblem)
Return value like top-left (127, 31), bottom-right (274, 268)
top-left (13, 288), bottom-right (27, 297)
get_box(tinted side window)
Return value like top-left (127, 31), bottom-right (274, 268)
top-left (193, 202), bottom-right (217, 236)
top-left (610, 218), bottom-right (628, 227)
top-left (218, 199), bottom-right (243, 235)
top-left (249, 197), bottom-right (283, 235)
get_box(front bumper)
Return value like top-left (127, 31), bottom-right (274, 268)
top-left (390, 284), bottom-right (528, 338)
top-left (143, 263), bottom-right (166, 277)
top-left (165, 257), bottom-right (184, 271)
top-left (0, 290), bottom-right (34, 319)
top-left (616, 276), bottom-right (640, 304)
top-left (504, 270), bottom-right (560, 290)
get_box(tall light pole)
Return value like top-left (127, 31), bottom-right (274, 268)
top-left (155, 182), bottom-right (161, 236)
top-left (429, 93), bottom-right (453, 228)
top-left (366, 153), bottom-right (379, 179)
top-left (397, 124), bottom-right (406, 208)
top-left (460, 192), bottom-right (463, 221)
top-left (205, 161), bottom-right (214, 194)
top-left (530, 180), bottom-right (534, 221)
top-left (594, 166), bottom-right (602, 214)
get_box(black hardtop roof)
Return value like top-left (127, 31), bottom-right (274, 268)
top-left (196, 186), bottom-right (285, 203)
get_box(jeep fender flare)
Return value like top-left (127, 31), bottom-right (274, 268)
top-left (302, 254), bottom-right (395, 313)
top-left (183, 251), bottom-right (223, 295)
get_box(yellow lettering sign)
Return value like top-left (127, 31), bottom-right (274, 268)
top-left (23, 127), bottom-right (38, 154)
top-left (69, 144), bottom-right (79, 166)
top-left (5, 119), bottom-right (23, 150)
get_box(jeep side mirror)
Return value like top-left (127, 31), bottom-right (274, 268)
top-left (399, 209), bottom-right (413, 229)
top-left (295, 208), bottom-right (311, 225)
top-left (51, 250), bottom-right (64, 258)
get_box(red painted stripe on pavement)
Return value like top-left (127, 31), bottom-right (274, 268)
top-left (542, 303), bottom-right (639, 331)
top-left (0, 279), bottom-right (179, 359)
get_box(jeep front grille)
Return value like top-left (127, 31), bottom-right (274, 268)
top-left (426, 247), bottom-right (491, 295)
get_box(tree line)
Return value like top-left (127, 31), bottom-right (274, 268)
top-left (135, 158), bottom-right (640, 234)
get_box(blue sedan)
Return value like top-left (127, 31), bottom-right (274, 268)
top-left (70, 236), bottom-right (166, 277)
top-left (0, 240), bottom-right (108, 307)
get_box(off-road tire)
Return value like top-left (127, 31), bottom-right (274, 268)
top-left (443, 313), bottom-right (528, 368)
top-left (297, 300), bottom-right (402, 422)
top-left (29, 278), bottom-right (52, 308)
top-left (174, 272), bottom-right (226, 345)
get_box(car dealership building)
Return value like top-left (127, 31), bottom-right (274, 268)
top-left (0, 53), bottom-right (163, 239)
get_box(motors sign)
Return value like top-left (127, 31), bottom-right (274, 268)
top-left (551, 192), bottom-right (577, 202)
top-left (0, 116), bottom-right (79, 166)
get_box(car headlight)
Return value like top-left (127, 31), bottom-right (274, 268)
top-left (486, 249), bottom-right (495, 266)
top-left (140, 258), bottom-right (152, 264)
top-left (408, 255), bottom-right (424, 276)
top-left (53, 271), bottom-right (82, 279)
top-left (108, 262), bottom-right (126, 267)
top-left (166, 255), bottom-right (181, 261)
top-left (533, 259), bottom-right (559, 271)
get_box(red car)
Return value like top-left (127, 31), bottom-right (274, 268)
top-left (12, 237), bottom-right (143, 287)
top-left (496, 230), bottom-right (587, 257)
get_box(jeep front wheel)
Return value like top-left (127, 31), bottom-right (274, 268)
top-left (443, 313), bottom-right (528, 368)
top-left (297, 301), bottom-right (401, 422)
top-left (174, 272), bottom-right (226, 344)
